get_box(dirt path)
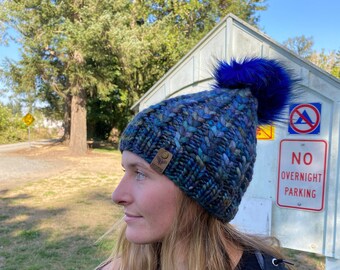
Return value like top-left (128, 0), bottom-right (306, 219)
top-left (0, 142), bottom-right (115, 191)
top-left (0, 144), bottom-right (69, 191)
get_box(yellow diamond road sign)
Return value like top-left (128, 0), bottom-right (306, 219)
top-left (22, 113), bottom-right (35, 127)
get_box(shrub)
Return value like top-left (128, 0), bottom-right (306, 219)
top-left (0, 104), bottom-right (27, 144)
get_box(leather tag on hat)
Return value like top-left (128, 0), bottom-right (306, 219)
top-left (150, 148), bottom-right (173, 174)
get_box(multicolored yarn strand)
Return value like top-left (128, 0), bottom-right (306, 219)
top-left (119, 58), bottom-right (297, 222)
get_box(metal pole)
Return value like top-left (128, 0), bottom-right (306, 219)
top-left (28, 126), bottom-right (31, 148)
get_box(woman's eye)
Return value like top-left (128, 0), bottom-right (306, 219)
top-left (135, 171), bottom-right (146, 181)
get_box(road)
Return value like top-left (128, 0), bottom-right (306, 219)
top-left (0, 139), bottom-right (60, 153)
top-left (0, 139), bottom-right (67, 191)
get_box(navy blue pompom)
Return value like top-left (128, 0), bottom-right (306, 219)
top-left (213, 58), bottom-right (297, 124)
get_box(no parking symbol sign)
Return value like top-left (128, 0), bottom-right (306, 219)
top-left (288, 103), bottom-right (322, 134)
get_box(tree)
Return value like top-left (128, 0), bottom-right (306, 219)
top-left (0, 102), bottom-right (26, 144)
top-left (283, 36), bottom-right (339, 79)
top-left (0, 0), bottom-right (125, 154)
top-left (308, 49), bottom-right (340, 78)
top-left (283, 35), bottom-right (314, 58)
top-left (87, 90), bottom-right (127, 140)
top-left (106, 0), bottom-right (267, 114)
top-left (0, 54), bottom-right (39, 114)
top-left (332, 50), bottom-right (340, 78)
top-left (1, 0), bottom-right (267, 153)
top-left (83, 0), bottom-right (268, 140)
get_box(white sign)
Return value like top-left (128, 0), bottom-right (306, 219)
top-left (277, 139), bottom-right (327, 211)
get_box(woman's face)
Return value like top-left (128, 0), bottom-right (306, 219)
top-left (112, 150), bottom-right (180, 244)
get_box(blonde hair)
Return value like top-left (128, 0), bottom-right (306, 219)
top-left (111, 193), bottom-right (292, 270)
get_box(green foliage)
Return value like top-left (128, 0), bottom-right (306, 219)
top-left (283, 35), bottom-right (314, 58)
top-left (19, 229), bottom-right (41, 240)
top-left (330, 49), bottom-right (340, 78)
top-left (0, 103), bottom-right (26, 144)
top-left (87, 90), bottom-right (129, 140)
top-left (283, 36), bottom-right (340, 79)
top-left (0, 103), bottom-right (57, 144)
top-left (0, 0), bottom-right (127, 151)
top-left (0, 0), bottom-right (267, 143)
top-left (123, 0), bottom-right (267, 96)
top-left (308, 49), bottom-right (340, 78)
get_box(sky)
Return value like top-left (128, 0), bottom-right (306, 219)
top-left (0, 0), bottom-right (339, 103)
top-left (255, 0), bottom-right (340, 53)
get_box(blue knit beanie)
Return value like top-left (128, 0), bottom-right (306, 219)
top-left (119, 58), bottom-right (296, 222)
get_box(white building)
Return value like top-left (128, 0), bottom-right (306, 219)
top-left (132, 14), bottom-right (340, 269)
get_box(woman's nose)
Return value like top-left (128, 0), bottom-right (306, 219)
top-left (111, 175), bottom-right (131, 205)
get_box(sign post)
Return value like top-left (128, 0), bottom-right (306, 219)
top-left (22, 113), bottom-right (35, 148)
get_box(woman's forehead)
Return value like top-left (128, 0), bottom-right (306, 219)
top-left (122, 151), bottom-right (145, 164)
top-left (121, 151), bottom-right (152, 171)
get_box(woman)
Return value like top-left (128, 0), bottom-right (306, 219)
top-left (97, 58), bottom-right (298, 270)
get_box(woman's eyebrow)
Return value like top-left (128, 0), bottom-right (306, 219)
top-left (123, 161), bottom-right (151, 171)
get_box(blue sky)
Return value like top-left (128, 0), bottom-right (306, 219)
top-left (256, 0), bottom-right (340, 53)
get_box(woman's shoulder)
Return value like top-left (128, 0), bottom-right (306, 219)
top-left (95, 258), bottom-right (121, 270)
top-left (237, 250), bottom-right (289, 270)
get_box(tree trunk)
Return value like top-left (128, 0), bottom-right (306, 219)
top-left (62, 93), bottom-right (72, 144)
top-left (69, 87), bottom-right (87, 155)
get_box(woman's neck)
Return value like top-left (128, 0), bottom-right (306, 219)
top-left (227, 241), bottom-right (244, 269)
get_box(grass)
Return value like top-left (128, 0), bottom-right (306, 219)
top-left (0, 148), bottom-right (123, 269)
top-left (0, 145), bottom-right (325, 269)
top-left (283, 248), bottom-right (325, 270)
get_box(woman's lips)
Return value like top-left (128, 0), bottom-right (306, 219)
top-left (124, 212), bottom-right (143, 222)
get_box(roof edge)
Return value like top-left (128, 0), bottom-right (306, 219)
top-left (131, 13), bottom-right (340, 111)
